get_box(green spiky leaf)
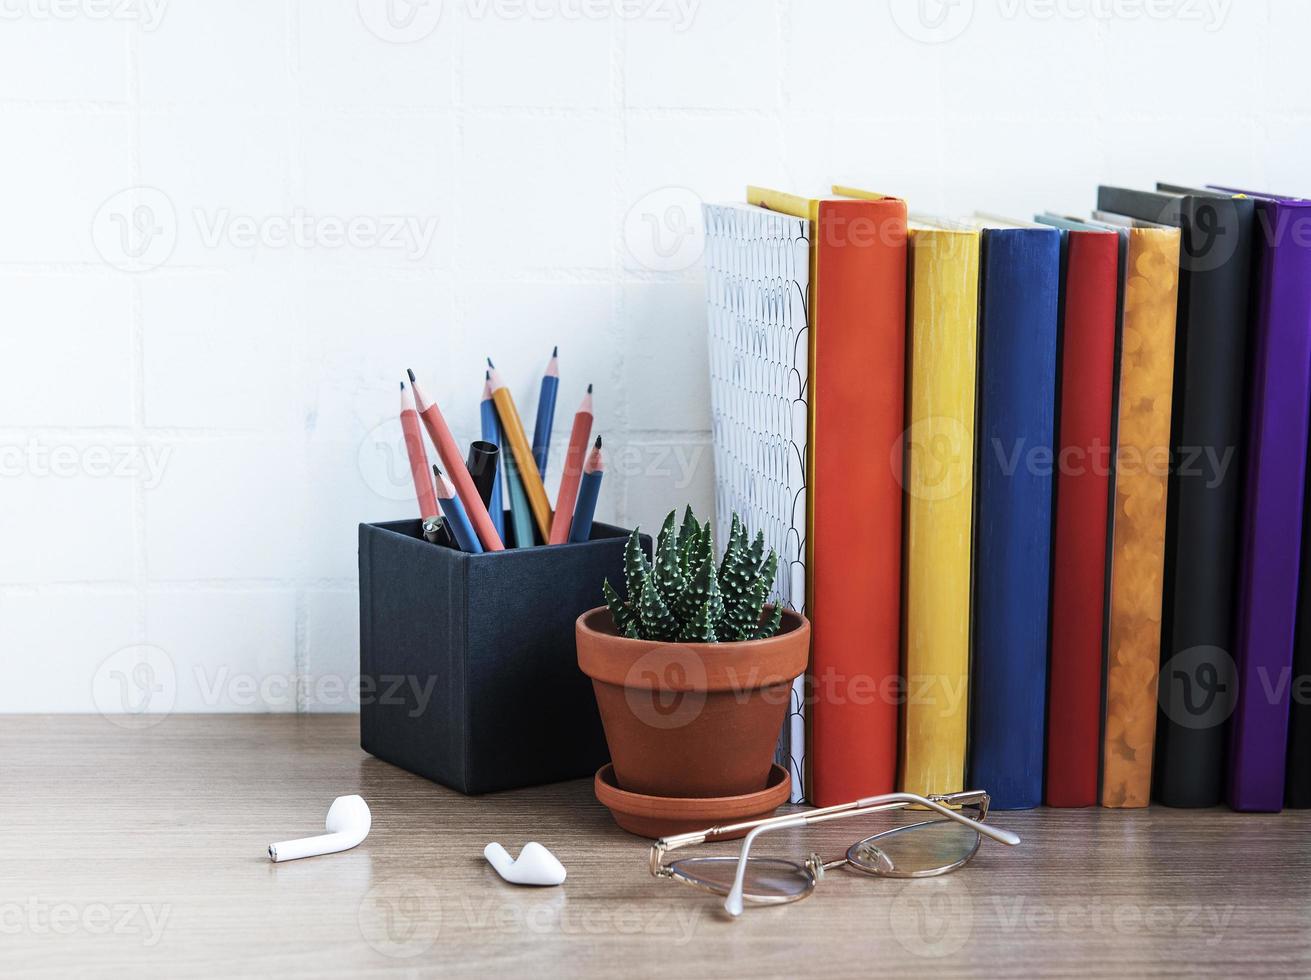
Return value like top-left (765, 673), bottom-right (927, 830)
top-left (623, 527), bottom-right (649, 596)
top-left (638, 576), bottom-right (678, 642)
top-left (678, 598), bottom-right (718, 643)
top-left (603, 577), bottom-right (637, 634)
top-left (653, 518), bottom-right (686, 605)
top-left (753, 601), bottom-right (783, 640)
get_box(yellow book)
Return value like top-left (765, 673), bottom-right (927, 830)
top-left (837, 186), bottom-right (979, 797)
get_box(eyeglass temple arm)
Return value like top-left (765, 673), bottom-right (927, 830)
top-left (718, 792), bottom-right (1020, 917)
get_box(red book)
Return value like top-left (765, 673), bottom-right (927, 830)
top-left (1040, 218), bottom-right (1120, 807)
top-left (749, 187), bottom-right (907, 805)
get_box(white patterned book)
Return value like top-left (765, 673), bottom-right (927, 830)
top-left (703, 202), bottom-right (810, 803)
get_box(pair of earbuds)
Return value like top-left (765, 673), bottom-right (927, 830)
top-left (267, 796), bottom-right (566, 886)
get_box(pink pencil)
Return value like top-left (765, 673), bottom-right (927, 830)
top-left (549, 384), bottom-right (594, 544)
top-left (407, 369), bottom-right (505, 552)
top-left (400, 381), bottom-right (439, 518)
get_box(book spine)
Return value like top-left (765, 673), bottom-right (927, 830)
top-left (1155, 197), bottom-right (1254, 807)
top-left (900, 229), bottom-right (979, 798)
top-left (809, 199), bottom-right (906, 805)
top-left (1100, 228), bottom-right (1180, 807)
top-left (1227, 201), bottom-right (1311, 811)
top-left (1046, 230), bottom-right (1119, 807)
top-left (969, 227), bottom-right (1061, 810)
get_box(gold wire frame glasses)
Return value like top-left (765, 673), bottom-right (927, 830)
top-left (648, 790), bottom-right (1020, 917)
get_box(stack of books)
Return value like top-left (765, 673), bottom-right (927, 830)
top-left (705, 182), bottom-right (1311, 812)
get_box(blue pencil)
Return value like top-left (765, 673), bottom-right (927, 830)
top-left (532, 345), bottom-right (559, 476)
top-left (568, 436), bottom-right (603, 544)
top-left (433, 465), bottom-right (483, 554)
top-left (479, 373), bottom-right (506, 540)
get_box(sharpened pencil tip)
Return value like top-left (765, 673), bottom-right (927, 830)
top-left (400, 381), bottom-right (404, 390)
top-left (552, 344), bottom-right (558, 357)
top-left (486, 357), bottom-right (495, 368)
top-left (407, 368), bottom-right (416, 383)
top-left (485, 369), bottom-right (490, 380)
top-left (587, 383), bottom-right (593, 394)
top-left (432, 463), bottom-right (443, 476)
top-left (594, 436), bottom-right (602, 448)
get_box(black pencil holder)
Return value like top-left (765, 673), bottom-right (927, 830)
top-left (358, 518), bottom-right (650, 794)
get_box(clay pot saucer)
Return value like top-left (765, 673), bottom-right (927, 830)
top-left (594, 762), bottom-right (791, 839)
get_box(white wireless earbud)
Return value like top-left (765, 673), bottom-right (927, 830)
top-left (268, 795), bottom-right (371, 863)
top-left (483, 842), bottom-right (567, 886)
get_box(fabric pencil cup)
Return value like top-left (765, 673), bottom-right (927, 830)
top-left (434, 465), bottom-right (483, 554)
top-left (568, 437), bottom-right (604, 544)
top-left (479, 374), bottom-right (506, 540)
top-left (532, 346), bottom-right (559, 476)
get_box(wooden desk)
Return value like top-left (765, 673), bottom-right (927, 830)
top-left (2, 715), bottom-right (1307, 977)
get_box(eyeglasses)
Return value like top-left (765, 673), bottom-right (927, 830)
top-left (648, 789), bottom-right (1020, 917)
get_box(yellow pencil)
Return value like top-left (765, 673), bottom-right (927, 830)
top-left (487, 360), bottom-right (553, 540)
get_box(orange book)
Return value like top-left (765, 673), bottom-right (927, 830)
top-left (747, 186), bottom-right (907, 806)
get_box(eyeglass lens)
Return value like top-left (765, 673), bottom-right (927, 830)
top-left (846, 817), bottom-right (982, 877)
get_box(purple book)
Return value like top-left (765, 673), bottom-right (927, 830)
top-left (1211, 187), bottom-right (1311, 811)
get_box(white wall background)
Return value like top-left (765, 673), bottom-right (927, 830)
top-left (2, 0), bottom-right (1307, 713)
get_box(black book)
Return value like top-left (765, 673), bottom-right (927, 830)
top-left (1095, 184), bottom-right (1255, 808)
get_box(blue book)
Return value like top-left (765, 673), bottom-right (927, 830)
top-left (968, 219), bottom-right (1061, 810)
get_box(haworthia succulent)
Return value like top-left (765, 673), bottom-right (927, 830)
top-left (602, 508), bottom-right (782, 644)
top-left (753, 602), bottom-right (783, 640)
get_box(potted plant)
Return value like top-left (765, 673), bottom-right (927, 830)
top-left (576, 507), bottom-right (810, 813)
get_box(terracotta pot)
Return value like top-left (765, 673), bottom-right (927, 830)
top-left (594, 763), bottom-right (791, 839)
top-left (576, 606), bottom-right (810, 799)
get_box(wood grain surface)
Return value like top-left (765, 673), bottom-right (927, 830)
top-left (1, 715), bottom-right (1307, 978)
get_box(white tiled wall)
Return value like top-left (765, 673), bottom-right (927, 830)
top-left (0, 0), bottom-right (1296, 712)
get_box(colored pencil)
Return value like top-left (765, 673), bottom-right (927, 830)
top-left (549, 384), bottom-right (594, 544)
top-left (532, 346), bottom-right (559, 476)
top-left (399, 381), bottom-right (438, 519)
top-left (568, 436), bottom-right (603, 544)
top-left (504, 451), bottom-right (537, 548)
top-left (434, 465), bottom-right (482, 554)
top-left (408, 369), bottom-right (504, 552)
top-left (478, 373), bottom-right (506, 540)
top-left (487, 360), bottom-right (553, 540)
